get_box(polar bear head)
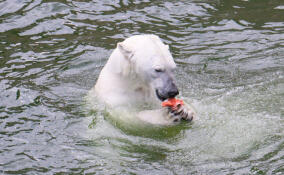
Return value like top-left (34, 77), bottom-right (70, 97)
top-left (117, 35), bottom-right (179, 101)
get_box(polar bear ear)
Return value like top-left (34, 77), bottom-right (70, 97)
top-left (117, 42), bottom-right (133, 60)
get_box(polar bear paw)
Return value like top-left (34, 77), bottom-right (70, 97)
top-left (168, 105), bottom-right (195, 123)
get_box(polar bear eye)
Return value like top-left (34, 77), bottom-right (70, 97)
top-left (154, 68), bottom-right (164, 73)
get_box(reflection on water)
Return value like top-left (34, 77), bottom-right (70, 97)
top-left (0, 0), bottom-right (283, 174)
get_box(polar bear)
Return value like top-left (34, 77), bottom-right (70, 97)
top-left (91, 34), bottom-right (195, 125)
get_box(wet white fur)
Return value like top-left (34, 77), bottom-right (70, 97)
top-left (92, 34), bottom-right (194, 125)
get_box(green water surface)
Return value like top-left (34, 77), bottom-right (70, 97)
top-left (0, 0), bottom-right (283, 174)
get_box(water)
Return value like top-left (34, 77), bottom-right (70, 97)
top-left (0, 0), bottom-right (283, 174)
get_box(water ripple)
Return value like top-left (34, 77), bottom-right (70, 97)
top-left (0, 0), bottom-right (283, 174)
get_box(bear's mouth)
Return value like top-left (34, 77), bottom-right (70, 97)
top-left (155, 89), bottom-right (167, 101)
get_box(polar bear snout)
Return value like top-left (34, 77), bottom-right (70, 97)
top-left (168, 86), bottom-right (179, 98)
top-left (155, 77), bottom-right (179, 101)
top-left (153, 71), bottom-right (179, 101)
top-left (166, 82), bottom-right (179, 98)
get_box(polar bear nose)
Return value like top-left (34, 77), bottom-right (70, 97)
top-left (168, 86), bottom-right (179, 98)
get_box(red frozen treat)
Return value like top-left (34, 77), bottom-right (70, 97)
top-left (162, 98), bottom-right (184, 110)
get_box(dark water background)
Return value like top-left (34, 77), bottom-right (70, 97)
top-left (0, 0), bottom-right (284, 174)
